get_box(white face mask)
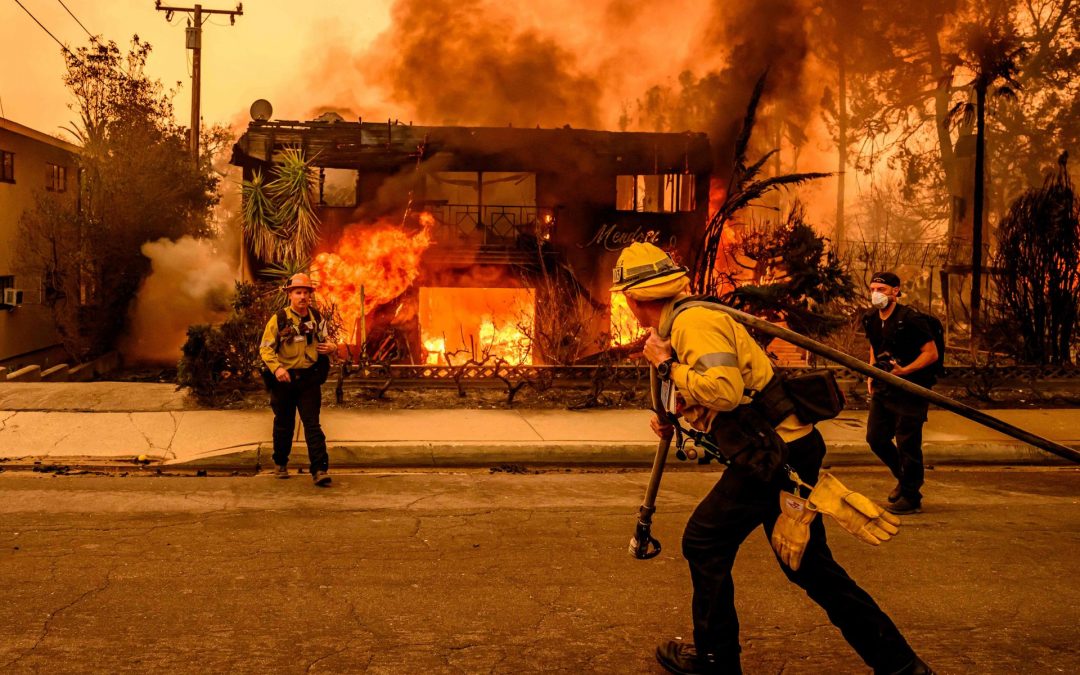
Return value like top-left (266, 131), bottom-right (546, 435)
top-left (871, 291), bottom-right (891, 310)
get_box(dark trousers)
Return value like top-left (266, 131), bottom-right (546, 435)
top-left (682, 429), bottom-right (916, 674)
top-left (866, 395), bottom-right (927, 501)
top-left (269, 369), bottom-right (328, 474)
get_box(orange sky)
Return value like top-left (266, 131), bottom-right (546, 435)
top-left (0, 0), bottom-right (394, 138)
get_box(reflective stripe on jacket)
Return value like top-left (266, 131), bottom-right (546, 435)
top-left (659, 297), bottom-right (812, 443)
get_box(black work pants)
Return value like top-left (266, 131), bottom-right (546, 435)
top-left (682, 429), bottom-right (916, 674)
top-left (269, 368), bottom-right (328, 474)
top-left (866, 394), bottom-right (927, 502)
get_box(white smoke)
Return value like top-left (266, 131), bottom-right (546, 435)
top-left (122, 236), bottom-right (237, 364)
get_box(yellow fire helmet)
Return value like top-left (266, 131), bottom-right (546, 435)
top-left (610, 242), bottom-right (688, 293)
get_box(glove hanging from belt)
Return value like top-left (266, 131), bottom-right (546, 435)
top-left (770, 470), bottom-right (902, 569)
top-left (805, 472), bottom-right (901, 546)
top-left (771, 491), bottom-right (816, 571)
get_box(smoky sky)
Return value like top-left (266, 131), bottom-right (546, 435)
top-left (364, 0), bottom-right (603, 129)
top-left (308, 0), bottom-right (814, 178)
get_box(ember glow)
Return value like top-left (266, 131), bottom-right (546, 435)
top-left (419, 287), bottom-right (534, 365)
top-left (312, 213), bottom-right (435, 343)
top-left (609, 293), bottom-right (645, 346)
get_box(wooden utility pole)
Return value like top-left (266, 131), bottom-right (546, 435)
top-left (154, 1), bottom-right (243, 164)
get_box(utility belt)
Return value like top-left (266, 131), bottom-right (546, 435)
top-left (261, 354), bottom-right (331, 391)
top-left (670, 371), bottom-right (844, 482)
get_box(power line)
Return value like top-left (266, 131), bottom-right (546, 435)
top-left (10, 0), bottom-right (79, 60)
top-left (56, 0), bottom-right (93, 38)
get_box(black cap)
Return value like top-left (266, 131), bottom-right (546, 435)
top-left (871, 271), bottom-right (901, 287)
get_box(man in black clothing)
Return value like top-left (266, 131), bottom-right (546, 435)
top-left (259, 273), bottom-right (336, 486)
top-left (862, 272), bottom-right (940, 515)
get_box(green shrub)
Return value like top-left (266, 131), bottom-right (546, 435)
top-left (178, 281), bottom-right (276, 403)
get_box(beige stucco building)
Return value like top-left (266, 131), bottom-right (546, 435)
top-left (0, 117), bottom-right (80, 368)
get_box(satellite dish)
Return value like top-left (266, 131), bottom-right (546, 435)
top-left (250, 99), bottom-right (273, 122)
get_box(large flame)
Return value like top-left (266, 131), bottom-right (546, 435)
top-left (419, 287), bottom-right (534, 366)
top-left (312, 213), bottom-right (434, 343)
top-left (609, 293), bottom-right (645, 346)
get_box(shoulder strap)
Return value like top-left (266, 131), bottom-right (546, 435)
top-left (273, 308), bottom-right (290, 350)
top-left (658, 294), bottom-right (726, 339)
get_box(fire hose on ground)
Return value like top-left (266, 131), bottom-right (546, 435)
top-left (630, 303), bottom-right (1080, 559)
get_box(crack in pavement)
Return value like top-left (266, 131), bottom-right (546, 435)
top-left (0, 411), bottom-right (17, 433)
top-left (305, 595), bottom-right (379, 673)
top-left (129, 412), bottom-right (157, 454)
top-left (165, 412), bottom-right (181, 459)
top-left (2, 569), bottom-right (112, 669)
top-left (304, 642), bottom-right (353, 674)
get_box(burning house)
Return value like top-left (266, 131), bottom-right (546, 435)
top-left (231, 108), bottom-right (711, 366)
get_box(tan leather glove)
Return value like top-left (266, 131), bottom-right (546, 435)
top-left (771, 492), bottom-right (817, 571)
top-left (806, 472), bottom-right (901, 545)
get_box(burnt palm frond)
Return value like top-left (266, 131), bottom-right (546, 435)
top-left (741, 149), bottom-right (779, 186)
top-left (730, 70), bottom-right (769, 182)
top-left (722, 172), bottom-right (833, 218)
top-left (691, 69), bottom-right (830, 295)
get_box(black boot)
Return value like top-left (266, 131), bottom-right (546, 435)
top-left (655, 640), bottom-right (741, 675)
top-left (887, 482), bottom-right (902, 503)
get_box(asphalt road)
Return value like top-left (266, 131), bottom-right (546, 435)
top-left (0, 467), bottom-right (1077, 674)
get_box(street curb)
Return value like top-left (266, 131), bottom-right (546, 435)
top-left (2, 442), bottom-right (1073, 473)
top-left (152, 439), bottom-right (1075, 471)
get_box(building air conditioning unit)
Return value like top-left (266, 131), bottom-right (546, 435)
top-left (3, 288), bottom-right (23, 307)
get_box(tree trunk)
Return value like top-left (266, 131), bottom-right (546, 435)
top-left (926, 25), bottom-right (960, 241)
top-left (836, 52), bottom-right (847, 251)
top-left (971, 84), bottom-right (987, 333)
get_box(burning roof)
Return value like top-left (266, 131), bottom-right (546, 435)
top-left (231, 118), bottom-right (712, 175)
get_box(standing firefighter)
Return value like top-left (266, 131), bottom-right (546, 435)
top-left (259, 273), bottom-right (336, 486)
top-left (612, 243), bottom-right (932, 675)
top-left (863, 272), bottom-right (940, 515)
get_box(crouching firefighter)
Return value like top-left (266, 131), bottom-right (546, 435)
top-left (611, 243), bottom-right (932, 675)
top-left (259, 273), bottom-right (336, 486)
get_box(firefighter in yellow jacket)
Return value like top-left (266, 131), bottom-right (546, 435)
top-left (259, 273), bottom-right (336, 486)
top-left (612, 243), bottom-right (932, 675)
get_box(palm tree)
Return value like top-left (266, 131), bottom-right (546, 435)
top-left (949, 14), bottom-right (1026, 333)
top-left (692, 72), bottom-right (831, 294)
top-left (240, 147), bottom-right (321, 264)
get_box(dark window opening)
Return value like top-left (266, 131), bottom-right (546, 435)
top-left (0, 151), bottom-right (14, 183)
top-left (616, 173), bottom-right (695, 213)
top-left (319, 168), bottom-right (358, 207)
top-left (46, 163), bottom-right (67, 192)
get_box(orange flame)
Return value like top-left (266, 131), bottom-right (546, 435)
top-left (708, 178), bottom-right (726, 219)
top-left (312, 213), bottom-right (434, 343)
top-left (609, 293), bottom-right (645, 346)
top-left (419, 287), bottom-right (534, 365)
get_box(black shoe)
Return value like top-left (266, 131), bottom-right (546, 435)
top-left (312, 471), bottom-right (331, 487)
top-left (274, 465), bottom-right (289, 479)
top-left (887, 483), bottom-right (903, 503)
top-left (886, 495), bottom-right (921, 515)
top-left (655, 640), bottom-right (739, 675)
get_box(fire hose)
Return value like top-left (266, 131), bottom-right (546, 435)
top-left (629, 366), bottom-right (670, 559)
top-left (630, 303), bottom-right (1080, 560)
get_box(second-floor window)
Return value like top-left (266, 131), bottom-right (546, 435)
top-left (616, 173), bottom-right (696, 213)
top-left (0, 151), bottom-right (14, 183)
top-left (46, 163), bottom-right (67, 192)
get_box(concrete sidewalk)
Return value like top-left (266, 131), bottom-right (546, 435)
top-left (1, 401), bottom-right (1077, 470)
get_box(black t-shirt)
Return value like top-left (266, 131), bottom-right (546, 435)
top-left (862, 304), bottom-right (936, 389)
